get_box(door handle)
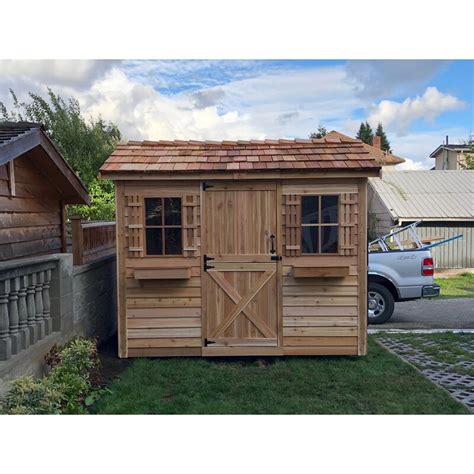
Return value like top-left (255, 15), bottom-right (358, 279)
top-left (270, 234), bottom-right (276, 254)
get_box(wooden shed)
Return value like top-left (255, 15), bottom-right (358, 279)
top-left (0, 122), bottom-right (90, 261)
top-left (100, 135), bottom-right (380, 358)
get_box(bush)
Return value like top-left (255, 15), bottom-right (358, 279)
top-left (67, 179), bottom-right (115, 221)
top-left (0, 337), bottom-right (101, 415)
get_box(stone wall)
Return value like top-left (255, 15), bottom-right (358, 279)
top-left (0, 253), bottom-right (116, 395)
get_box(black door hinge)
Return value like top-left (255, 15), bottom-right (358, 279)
top-left (270, 255), bottom-right (282, 261)
top-left (204, 338), bottom-right (215, 346)
top-left (203, 255), bottom-right (215, 271)
top-left (202, 182), bottom-right (214, 191)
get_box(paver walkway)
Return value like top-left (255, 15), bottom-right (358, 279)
top-left (377, 334), bottom-right (474, 412)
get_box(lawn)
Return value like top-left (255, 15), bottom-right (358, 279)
top-left (435, 272), bottom-right (474, 298)
top-left (93, 338), bottom-right (468, 414)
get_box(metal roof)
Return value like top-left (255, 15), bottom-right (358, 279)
top-left (369, 170), bottom-right (474, 221)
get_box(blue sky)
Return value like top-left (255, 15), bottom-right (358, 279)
top-left (1, 59), bottom-right (472, 169)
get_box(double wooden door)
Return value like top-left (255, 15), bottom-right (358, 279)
top-left (203, 182), bottom-right (280, 354)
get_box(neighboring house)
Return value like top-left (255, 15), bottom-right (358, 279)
top-left (0, 122), bottom-right (116, 392)
top-left (368, 170), bottom-right (474, 269)
top-left (100, 134), bottom-right (380, 358)
top-left (430, 138), bottom-right (471, 170)
top-left (0, 122), bottom-right (90, 261)
top-left (325, 130), bottom-right (405, 168)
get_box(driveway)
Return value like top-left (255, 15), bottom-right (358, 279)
top-left (370, 298), bottom-right (474, 330)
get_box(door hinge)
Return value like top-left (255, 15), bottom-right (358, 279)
top-left (204, 338), bottom-right (215, 346)
top-left (203, 255), bottom-right (215, 271)
top-left (270, 255), bottom-right (282, 261)
top-left (202, 182), bottom-right (214, 191)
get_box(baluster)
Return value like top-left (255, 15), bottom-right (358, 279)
top-left (35, 271), bottom-right (45, 339)
top-left (42, 269), bottom-right (52, 335)
top-left (17, 275), bottom-right (29, 350)
top-left (0, 279), bottom-right (12, 360)
top-left (8, 277), bottom-right (21, 354)
top-left (27, 273), bottom-right (38, 344)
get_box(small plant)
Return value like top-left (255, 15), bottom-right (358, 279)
top-left (0, 337), bottom-right (102, 415)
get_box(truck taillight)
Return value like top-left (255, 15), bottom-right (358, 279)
top-left (422, 257), bottom-right (434, 276)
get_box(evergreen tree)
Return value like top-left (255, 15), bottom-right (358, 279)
top-left (309, 124), bottom-right (327, 139)
top-left (356, 121), bottom-right (374, 145)
top-left (375, 122), bottom-right (392, 153)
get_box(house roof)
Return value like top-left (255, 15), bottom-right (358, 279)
top-left (429, 144), bottom-right (471, 158)
top-left (100, 135), bottom-right (380, 176)
top-left (0, 121), bottom-right (90, 204)
top-left (369, 170), bottom-right (474, 222)
top-left (325, 130), bottom-right (405, 165)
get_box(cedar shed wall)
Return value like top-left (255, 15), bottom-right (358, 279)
top-left (116, 178), bottom-right (367, 358)
top-left (0, 154), bottom-right (64, 261)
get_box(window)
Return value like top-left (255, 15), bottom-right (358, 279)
top-left (301, 195), bottom-right (339, 253)
top-left (144, 197), bottom-right (183, 255)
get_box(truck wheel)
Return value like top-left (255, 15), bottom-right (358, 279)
top-left (368, 282), bottom-right (395, 324)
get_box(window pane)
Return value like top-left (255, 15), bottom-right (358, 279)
top-left (145, 198), bottom-right (162, 225)
top-left (164, 228), bottom-right (182, 255)
top-left (321, 195), bottom-right (338, 224)
top-left (301, 196), bottom-right (319, 224)
top-left (301, 226), bottom-right (319, 254)
top-left (321, 226), bottom-right (338, 253)
top-left (164, 198), bottom-right (182, 225)
top-left (146, 228), bottom-right (162, 255)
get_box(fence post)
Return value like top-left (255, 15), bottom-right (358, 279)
top-left (71, 216), bottom-right (84, 266)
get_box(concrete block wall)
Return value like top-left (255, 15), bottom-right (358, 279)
top-left (0, 253), bottom-right (117, 395)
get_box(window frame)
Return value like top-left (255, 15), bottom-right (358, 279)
top-left (300, 194), bottom-right (340, 255)
top-left (143, 196), bottom-right (184, 257)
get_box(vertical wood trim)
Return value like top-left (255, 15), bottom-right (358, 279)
top-left (357, 180), bottom-right (368, 355)
top-left (60, 200), bottom-right (67, 253)
top-left (276, 181), bottom-right (283, 347)
top-left (7, 161), bottom-right (16, 196)
top-left (71, 216), bottom-right (84, 265)
top-left (116, 182), bottom-right (128, 358)
top-left (200, 182), bottom-right (207, 350)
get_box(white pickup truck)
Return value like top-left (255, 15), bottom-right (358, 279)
top-left (368, 248), bottom-right (440, 324)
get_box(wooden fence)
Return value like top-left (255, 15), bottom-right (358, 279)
top-left (70, 217), bottom-right (116, 266)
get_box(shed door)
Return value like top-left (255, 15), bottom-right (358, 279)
top-left (203, 182), bottom-right (279, 352)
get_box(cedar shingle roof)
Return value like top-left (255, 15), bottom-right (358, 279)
top-left (100, 135), bottom-right (380, 174)
top-left (326, 131), bottom-right (405, 166)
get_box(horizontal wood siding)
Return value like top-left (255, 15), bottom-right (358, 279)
top-left (121, 182), bottom-right (202, 356)
top-left (0, 156), bottom-right (63, 261)
top-left (281, 181), bottom-right (362, 355)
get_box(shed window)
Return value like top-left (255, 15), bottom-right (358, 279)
top-left (301, 195), bottom-right (339, 253)
top-left (144, 197), bottom-right (183, 255)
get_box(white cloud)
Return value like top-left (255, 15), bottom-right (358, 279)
top-left (368, 87), bottom-right (465, 134)
top-left (395, 158), bottom-right (427, 170)
top-left (0, 60), bottom-right (118, 88)
top-left (346, 60), bottom-right (449, 99)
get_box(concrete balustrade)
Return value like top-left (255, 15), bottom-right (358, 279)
top-left (0, 260), bottom-right (56, 360)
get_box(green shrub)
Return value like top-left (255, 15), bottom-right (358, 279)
top-left (0, 377), bottom-right (62, 415)
top-left (0, 337), bottom-right (101, 415)
top-left (67, 179), bottom-right (115, 221)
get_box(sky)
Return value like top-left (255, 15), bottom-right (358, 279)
top-left (0, 59), bottom-right (472, 170)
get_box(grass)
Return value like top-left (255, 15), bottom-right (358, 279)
top-left (435, 272), bottom-right (474, 298)
top-left (381, 333), bottom-right (474, 377)
top-left (93, 338), bottom-right (468, 414)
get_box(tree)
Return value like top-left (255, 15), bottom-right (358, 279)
top-left (0, 88), bottom-right (121, 187)
top-left (375, 122), bottom-right (392, 153)
top-left (462, 135), bottom-right (474, 170)
top-left (309, 124), bottom-right (327, 139)
top-left (0, 88), bottom-right (122, 220)
top-left (356, 121), bottom-right (374, 145)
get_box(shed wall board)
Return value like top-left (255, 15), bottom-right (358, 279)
top-left (116, 178), bottom-right (368, 357)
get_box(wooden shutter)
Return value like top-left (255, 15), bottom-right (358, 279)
top-left (125, 194), bottom-right (144, 257)
top-left (339, 193), bottom-right (359, 256)
top-left (182, 194), bottom-right (200, 257)
top-left (282, 194), bottom-right (301, 257)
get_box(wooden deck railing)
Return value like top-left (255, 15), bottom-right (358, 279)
top-left (70, 217), bottom-right (116, 266)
